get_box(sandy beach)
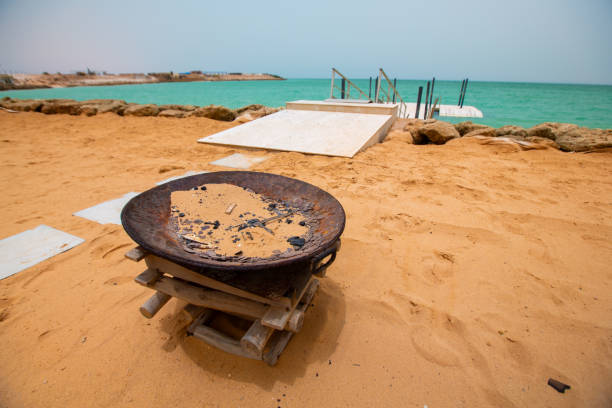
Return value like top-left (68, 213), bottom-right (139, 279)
top-left (0, 111), bottom-right (611, 407)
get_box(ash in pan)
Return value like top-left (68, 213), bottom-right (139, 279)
top-left (169, 183), bottom-right (321, 262)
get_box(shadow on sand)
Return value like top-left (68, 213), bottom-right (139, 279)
top-left (155, 278), bottom-right (346, 391)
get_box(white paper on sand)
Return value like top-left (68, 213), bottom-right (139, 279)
top-left (0, 225), bottom-right (84, 280)
top-left (73, 192), bottom-right (139, 225)
top-left (209, 153), bottom-right (268, 169)
top-left (156, 170), bottom-right (210, 186)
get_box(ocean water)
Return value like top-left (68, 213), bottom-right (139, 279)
top-left (2, 79), bottom-right (611, 129)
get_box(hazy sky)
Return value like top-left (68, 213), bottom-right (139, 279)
top-left (1, 0), bottom-right (611, 84)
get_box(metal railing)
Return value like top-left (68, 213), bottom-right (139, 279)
top-left (428, 97), bottom-right (440, 119)
top-left (375, 68), bottom-right (407, 118)
top-left (329, 68), bottom-right (372, 102)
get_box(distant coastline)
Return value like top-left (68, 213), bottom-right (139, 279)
top-left (0, 71), bottom-right (284, 91)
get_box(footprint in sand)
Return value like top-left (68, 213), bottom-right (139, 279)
top-left (410, 325), bottom-right (462, 367)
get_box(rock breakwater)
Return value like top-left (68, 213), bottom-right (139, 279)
top-left (388, 118), bottom-right (612, 152)
top-left (0, 97), bottom-right (281, 123)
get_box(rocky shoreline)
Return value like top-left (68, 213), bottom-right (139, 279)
top-left (1, 96), bottom-right (610, 152)
top-left (389, 118), bottom-right (612, 152)
top-left (0, 72), bottom-right (284, 91)
top-left (0, 97), bottom-right (281, 123)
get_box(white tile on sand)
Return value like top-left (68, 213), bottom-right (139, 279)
top-left (0, 225), bottom-right (84, 280)
top-left (156, 170), bottom-right (210, 186)
top-left (73, 192), bottom-right (139, 225)
top-left (209, 153), bottom-right (268, 169)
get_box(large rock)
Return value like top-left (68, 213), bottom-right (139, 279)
top-left (234, 104), bottom-right (281, 121)
top-left (96, 100), bottom-right (127, 114)
top-left (385, 129), bottom-right (415, 144)
top-left (526, 124), bottom-right (556, 140)
top-left (391, 118), bottom-right (427, 144)
top-left (554, 127), bottom-right (612, 152)
top-left (234, 113), bottom-right (254, 124)
top-left (417, 120), bottom-right (460, 144)
top-left (454, 121), bottom-right (491, 136)
top-left (40, 99), bottom-right (82, 115)
top-left (159, 104), bottom-right (196, 112)
top-left (192, 105), bottom-right (236, 121)
top-left (123, 104), bottom-right (160, 117)
top-left (463, 126), bottom-right (496, 138)
top-left (158, 109), bottom-right (186, 118)
top-left (235, 104), bottom-right (266, 115)
top-left (495, 125), bottom-right (527, 139)
top-left (2, 99), bottom-right (43, 112)
top-left (526, 136), bottom-right (560, 149)
top-left (79, 104), bottom-right (98, 116)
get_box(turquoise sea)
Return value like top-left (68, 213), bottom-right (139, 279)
top-left (2, 79), bottom-right (611, 129)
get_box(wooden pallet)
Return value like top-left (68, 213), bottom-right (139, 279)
top-left (126, 246), bottom-right (322, 366)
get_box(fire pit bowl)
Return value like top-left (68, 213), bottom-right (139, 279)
top-left (121, 171), bottom-right (345, 273)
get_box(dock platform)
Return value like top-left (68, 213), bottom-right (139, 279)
top-left (400, 103), bottom-right (483, 119)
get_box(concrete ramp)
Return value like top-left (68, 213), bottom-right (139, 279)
top-left (198, 109), bottom-right (394, 158)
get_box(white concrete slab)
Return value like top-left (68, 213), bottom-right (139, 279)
top-left (209, 153), bottom-right (268, 169)
top-left (199, 110), bottom-right (394, 158)
top-left (73, 192), bottom-right (139, 225)
top-left (156, 170), bottom-right (210, 185)
top-left (288, 100), bottom-right (398, 115)
top-left (0, 225), bottom-right (84, 280)
top-left (400, 103), bottom-right (483, 119)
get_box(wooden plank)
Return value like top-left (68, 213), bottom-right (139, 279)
top-left (263, 279), bottom-right (320, 366)
top-left (191, 324), bottom-right (260, 360)
top-left (286, 310), bottom-right (304, 333)
top-left (125, 246), bottom-right (147, 262)
top-left (145, 254), bottom-right (291, 308)
top-left (182, 304), bottom-right (207, 324)
top-left (225, 203), bottom-right (237, 214)
top-left (261, 276), bottom-right (313, 330)
top-left (150, 276), bottom-right (268, 320)
top-left (263, 330), bottom-right (293, 366)
top-left (261, 306), bottom-right (292, 331)
top-left (300, 279), bottom-right (320, 308)
top-left (134, 269), bottom-right (162, 286)
top-left (240, 320), bottom-right (274, 358)
top-left (187, 308), bottom-right (215, 333)
top-left (139, 291), bottom-right (171, 318)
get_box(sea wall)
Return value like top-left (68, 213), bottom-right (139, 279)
top-left (0, 97), bottom-right (281, 123)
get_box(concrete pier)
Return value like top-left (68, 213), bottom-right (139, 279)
top-left (401, 102), bottom-right (483, 119)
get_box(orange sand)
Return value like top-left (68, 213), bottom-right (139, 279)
top-left (171, 183), bottom-right (308, 258)
top-left (0, 111), bottom-right (611, 407)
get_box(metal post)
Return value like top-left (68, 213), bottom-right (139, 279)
top-left (374, 76), bottom-right (379, 103)
top-left (330, 69), bottom-right (335, 99)
top-left (424, 81), bottom-right (430, 120)
top-left (415, 86), bottom-right (423, 119)
top-left (458, 79), bottom-right (465, 106)
top-left (369, 77), bottom-right (372, 99)
top-left (460, 78), bottom-right (468, 108)
top-left (392, 78), bottom-right (397, 103)
top-left (430, 77), bottom-right (435, 107)
top-left (341, 78), bottom-right (345, 99)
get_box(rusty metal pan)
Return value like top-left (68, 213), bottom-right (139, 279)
top-left (121, 171), bottom-right (345, 273)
